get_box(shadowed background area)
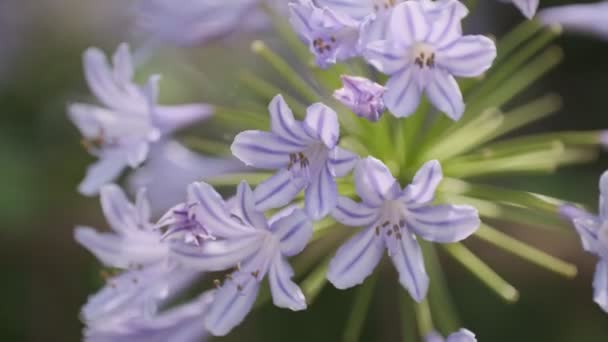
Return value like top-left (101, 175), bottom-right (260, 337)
top-left (0, 0), bottom-right (607, 341)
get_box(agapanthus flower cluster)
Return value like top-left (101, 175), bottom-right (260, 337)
top-left (71, 0), bottom-right (608, 341)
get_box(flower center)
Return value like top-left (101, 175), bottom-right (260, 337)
top-left (287, 143), bottom-right (329, 180)
top-left (162, 205), bottom-right (214, 245)
top-left (372, 0), bottom-right (398, 13)
top-left (313, 36), bottom-right (337, 55)
top-left (374, 200), bottom-right (406, 240)
top-left (411, 42), bottom-right (436, 69)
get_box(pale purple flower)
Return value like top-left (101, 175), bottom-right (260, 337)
top-left (426, 328), bottom-right (477, 342)
top-left (501, 0), bottom-right (539, 19)
top-left (84, 292), bottom-right (213, 342)
top-left (68, 43), bottom-right (213, 196)
top-left (562, 171), bottom-right (608, 313)
top-left (538, 1), bottom-right (608, 41)
top-left (289, 0), bottom-right (362, 68)
top-left (231, 94), bottom-right (359, 219)
top-left (364, 1), bottom-right (496, 120)
top-left (170, 181), bottom-right (313, 335)
top-left (128, 141), bottom-right (249, 216)
top-left (75, 185), bottom-right (199, 328)
top-left (334, 75), bottom-right (386, 121)
top-left (317, 0), bottom-right (403, 45)
top-left (327, 157), bottom-right (480, 301)
top-left (135, 0), bottom-right (266, 46)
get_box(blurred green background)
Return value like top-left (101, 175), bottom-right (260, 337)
top-left (1, 0), bottom-right (607, 341)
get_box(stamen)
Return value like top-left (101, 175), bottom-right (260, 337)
top-left (214, 279), bottom-right (221, 288)
top-left (251, 270), bottom-right (260, 278)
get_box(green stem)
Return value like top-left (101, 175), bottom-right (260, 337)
top-left (475, 224), bottom-right (578, 278)
top-left (415, 299), bottom-right (434, 339)
top-left (442, 243), bottom-right (519, 303)
top-left (493, 19), bottom-right (544, 65)
top-left (343, 274), bottom-right (378, 342)
top-left (422, 243), bottom-right (460, 333)
top-left (251, 40), bottom-right (320, 103)
top-left (399, 290), bottom-right (419, 342)
top-left (239, 71), bottom-right (308, 115)
top-left (300, 256), bottom-right (331, 304)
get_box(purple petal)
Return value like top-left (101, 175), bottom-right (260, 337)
top-left (188, 182), bottom-right (255, 238)
top-left (153, 103), bottom-right (214, 134)
top-left (316, 0), bottom-right (375, 20)
top-left (408, 204), bottom-right (480, 243)
top-left (331, 196), bottom-right (379, 227)
top-left (170, 235), bottom-right (262, 271)
top-left (111, 43), bottom-right (134, 86)
top-left (126, 141), bottom-right (150, 168)
top-left (268, 255), bottom-right (307, 310)
top-left (425, 69), bottom-right (465, 120)
top-left (446, 329), bottom-right (477, 342)
top-left (401, 160), bottom-right (443, 205)
top-left (425, 0), bottom-right (469, 47)
top-left (205, 277), bottom-right (260, 336)
top-left (437, 36), bottom-right (496, 78)
top-left (600, 170), bottom-right (608, 220)
top-left (384, 65), bottom-right (422, 118)
top-left (328, 146), bottom-right (359, 177)
top-left (100, 184), bottom-right (138, 233)
top-left (354, 157), bottom-right (401, 207)
top-left (364, 40), bottom-right (408, 75)
top-left (231, 130), bottom-right (303, 169)
top-left (83, 46), bottom-right (146, 113)
top-left (78, 154), bottom-right (127, 196)
top-left (389, 233), bottom-right (429, 302)
top-left (135, 188), bottom-right (151, 225)
top-left (270, 207), bottom-right (313, 256)
top-left (594, 259), bottom-right (608, 313)
top-left (327, 227), bottom-right (385, 289)
top-left (573, 217), bottom-right (602, 254)
top-left (269, 94), bottom-right (312, 145)
top-left (303, 103), bottom-right (340, 149)
top-left (538, 2), bottom-right (608, 41)
top-left (233, 181), bottom-right (268, 229)
top-left (390, 2), bottom-right (431, 46)
top-left (253, 169), bottom-right (307, 211)
top-left (305, 163), bottom-right (339, 220)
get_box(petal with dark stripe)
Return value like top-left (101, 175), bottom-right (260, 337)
top-left (436, 36), bottom-right (496, 78)
top-left (303, 103), bottom-right (340, 149)
top-left (270, 207), bottom-right (312, 256)
top-left (327, 227), bottom-right (384, 289)
top-left (332, 196), bottom-right (379, 227)
top-left (253, 170), bottom-right (307, 212)
top-left (233, 181), bottom-right (267, 229)
top-left (268, 255), bottom-right (307, 311)
top-left (354, 157), bottom-right (401, 207)
top-left (231, 130), bottom-right (303, 169)
top-left (204, 278), bottom-right (260, 336)
top-left (389, 233), bottom-right (429, 302)
top-left (269, 94), bottom-right (312, 145)
top-left (401, 160), bottom-right (442, 205)
top-left (425, 70), bottom-right (465, 121)
top-left (329, 146), bottom-right (359, 177)
top-left (384, 66), bottom-right (421, 118)
top-left (408, 204), bottom-right (480, 243)
top-left (305, 163), bottom-right (338, 220)
top-left (170, 235), bottom-right (262, 271)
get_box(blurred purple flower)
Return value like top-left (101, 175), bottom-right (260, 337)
top-left (69, 43), bottom-right (213, 196)
top-left (84, 292), bottom-right (213, 342)
top-left (426, 328), bottom-right (477, 342)
top-left (327, 157), bottom-right (480, 301)
top-left (170, 181), bottom-right (313, 335)
top-left (231, 94), bottom-right (359, 219)
top-left (74, 185), bottom-right (200, 330)
top-left (563, 171), bottom-right (608, 313)
top-left (135, 0), bottom-right (266, 47)
top-left (334, 75), bottom-right (386, 121)
top-left (538, 1), bottom-right (608, 41)
top-left (289, 0), bottom-right (362, 68)
top-left (364, 1), bottom-right (496, 120)
top-left (128, 140), bottom-right (249, 216)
